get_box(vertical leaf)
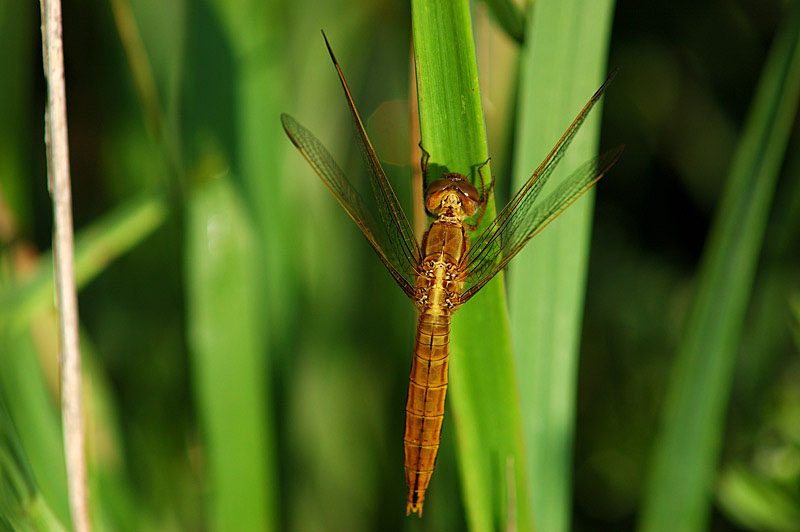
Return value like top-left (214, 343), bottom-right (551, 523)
top-left (506, 2), bottom-right (617, 532)
top-left (639, 9), bottom-right (800, 532)
top-left (205, 0), bottom-right (290, 335)
top-left (0, 0), bottom-right (34, 231)
top-left (182, 2), bottom-right (280, 527)
top-left (185, 174), bottom-right (275, 532)
top-left (411, 1), bottom-right (532, 530)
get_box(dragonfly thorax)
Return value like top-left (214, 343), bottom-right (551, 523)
top-left (424, 176), bottom-right (479, 220)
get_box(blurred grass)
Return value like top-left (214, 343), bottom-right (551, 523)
top-left (506, 2), bottom-right (616, 532)
top-left (0, 329), bottom-right (69, 525)
top-left (0, 396), bottom-right (66, 532)
top-left (717, 465), bottom-right (800, 531)
top-left (204, 0), bottom-right (291, 344)
top-left (411, 1), bottom-right (531, 530)
top-left (114, 0), bottom-right (285, 527)
top-left (185, 172), bottom-right (274, 532)
top-left (481, 0), bottom-right (525, 45)
top-left (638, 7), bottom-right (800, 532)
top-left (0, 0), bottom-right (34, 233)
top-left (182, 2), bottom-right (281, 530)
top-left (0, 196), bottom-right (167, 331)
top-left (0, 195), bottom-right (167, 528)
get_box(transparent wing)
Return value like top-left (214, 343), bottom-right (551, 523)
top-left (280, 33), bottom-right (423, 299)
top-left (459, 147), bottom-right (623, 302)
top-left (282, 114), bottom-right (418, 298)
top-left (322, 32), bottom-right (422, 281)
top-left (458, 71), bottom-right (622, 303)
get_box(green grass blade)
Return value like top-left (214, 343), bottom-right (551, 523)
top-left (0, 0), bottom-right (34, 232)
top-left (26, 496), bottom-right (68, 532)
top-left (505, 2), bottom-right (616, 531)
top-left (793, 296), bottom-right (800, 347)
top-left (0, 195), bottom-right (167, 331)
top-left (185, 173), bottom-right (275, 532)
top-left (181, 3), bottom-right (280, 527)
top-left (0, 392), bottom-right (68, 532)
top-left (638, 9), bottom-right (800, 532)
top-left (411, 2), bottom-right (531, 530)
top-left (205, 0), bottom-right (290, 337)
top-left (79, 332), bottom-right (158, 532)
top-left (0, 330), bottom-right (69, 524)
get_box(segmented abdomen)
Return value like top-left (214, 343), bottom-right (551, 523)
top-left (404, 309), bottom-right (450, 515)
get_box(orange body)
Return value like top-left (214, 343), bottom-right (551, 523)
top-left (405, 219), bottom-right (468, 515)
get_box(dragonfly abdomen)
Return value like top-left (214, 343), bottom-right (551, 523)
top-left (405, 309), bottom-right (451, 515)
top-left (404, 219), bottom-right (466, 515)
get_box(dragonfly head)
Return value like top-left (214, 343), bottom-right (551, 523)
top-left (424, 174), bottom-right (479, 219)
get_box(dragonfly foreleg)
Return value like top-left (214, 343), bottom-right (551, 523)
top-left (464, 157), bottom-right (495, 231)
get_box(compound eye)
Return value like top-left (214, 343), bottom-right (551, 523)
top-left (424, 179), bottom-right (449, 198)
top-left (459, 181), bottom-right (481, 202)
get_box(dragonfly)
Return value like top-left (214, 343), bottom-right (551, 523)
top-left (281, 33), bottom-right (623, 517)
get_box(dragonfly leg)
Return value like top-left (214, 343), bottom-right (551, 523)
top-left (465, 157), bottom-right (495, 231)
top-left (419, 142), bottom-right (431, 181)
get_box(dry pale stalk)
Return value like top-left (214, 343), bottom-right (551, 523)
top-left (39, 1), bottom-right (92, 531)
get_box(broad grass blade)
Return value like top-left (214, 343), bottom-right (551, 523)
top-left (411, 1), bottom-right (532, 530)
top-left (505, 2), bottom-right (617, 532)
top-left (185, 175), bottom-right (276, 532)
